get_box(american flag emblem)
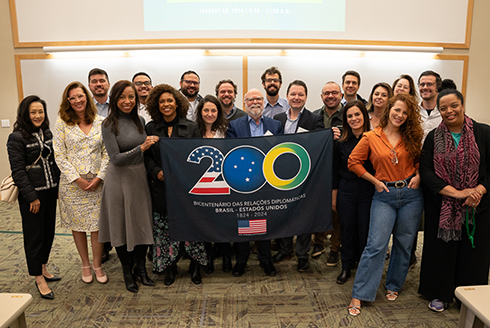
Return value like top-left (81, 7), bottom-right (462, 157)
top-left (188, 146), bottom-right (230, 195)
top-left (238, 219), bottom-right (267, 235)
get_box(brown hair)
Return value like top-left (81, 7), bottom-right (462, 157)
top-left (340, 100), bottom-right (371, 142)
top-left (196, 95), bottom-right (228, 137)
top-left (146, 84), bottom-right (189, 123)
top-left (58, 81), bottom-right (97, 125)
top-left (103, 80), bottom-right (144, 135)
top-left (380, 93), bottom-right (423, 162)
top-left (392, 74), bottom-right (419, 103)
top-left (367, 82), bottom-right (393, 112)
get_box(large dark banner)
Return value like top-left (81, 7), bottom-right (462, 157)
top-left (159, 129), bottom-right (333, 242)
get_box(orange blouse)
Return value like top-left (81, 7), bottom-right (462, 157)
top-left (348, 127), bottom-right (418, 182)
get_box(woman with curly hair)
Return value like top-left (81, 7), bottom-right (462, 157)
top-left (144, 84), bottom-right (208, 285)
top-left (346, 93), bottom-right (424, 316)
top-left (366, 82), bottom-right (393, 129)
top-left (53, 82), bottom-right (109, 285)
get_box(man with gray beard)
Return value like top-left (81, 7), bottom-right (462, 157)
top-left (226, 89), bottom-right (283, 277)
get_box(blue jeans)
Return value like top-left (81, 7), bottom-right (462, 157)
top-left (352, 185), bottom-right (423, 302)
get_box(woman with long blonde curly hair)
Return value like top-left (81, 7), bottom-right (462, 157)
top-left (346, 93), bottom-right (424, 316)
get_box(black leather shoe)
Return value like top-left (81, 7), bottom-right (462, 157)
top-left (35, 282), bottom-right (54, 300)
top-left (189, 261), bottom-right (202, 285)
top-left (297, 258), bottom-right (309, 272)
top-left (122, 265), bottom-right (138, 293)
top-left (232, 262), bottom-right (246, 277)
top-left (259, 261), bottom-right (277, 276)
top-left (326, 251), bottom-right (340, 267)
top-left (311, 244), bottom-right (325, 259)
top-left (164, 264), bottom-right (178, 286)
top-left (272, 252), bottom-right (292, 263)
top-left (222, 256), bottom-right (232, 273)
top-left (43, 275), bottom-right (61, 282)
top-left (204, 258), bottom-right (214, 274)
top-left (336, 269), bottom-right (351, 284)
top-left (134, 261), bottom-right (155, 286)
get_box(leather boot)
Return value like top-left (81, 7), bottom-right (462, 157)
top-left (122, 265), bottom-right (138, 293)
top-left (134, 260), bottom-right (155, 286)
top-left (189, 260), bottom-right (202, 285)
top-left (164, 263), bottom-right (177, 286)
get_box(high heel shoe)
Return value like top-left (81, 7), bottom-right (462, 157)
top-left (35, 281), bottom-right (54, 300)
top-left (122, 264), bottom-right (138, 293)
top-left (81, 266), bottom-right (93, 284)
top-left (93, 266), bottom-right (108, 284)
top-left (134, 260), bottom-right (155, 286)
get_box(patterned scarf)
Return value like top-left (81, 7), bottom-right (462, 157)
top-left (433, 115), bottom-right (480, 242)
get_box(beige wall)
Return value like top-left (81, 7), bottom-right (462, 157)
top-left (1, 1), bottom-right (489, 178)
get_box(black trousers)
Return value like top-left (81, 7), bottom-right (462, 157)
top-left (18, 188), bottom-right (58, 276)
top-left (337, 179), bottom-right (374, 270)
top-left (235, 240), bottom-right (271, 264)
top-left (276, 234), bottom-right (311, 260)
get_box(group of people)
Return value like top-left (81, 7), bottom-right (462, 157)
top-left (7, 66), bottom-right (489, 319)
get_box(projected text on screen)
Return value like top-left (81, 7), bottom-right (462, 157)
top-left (144, 0), bottom-right (345, 32)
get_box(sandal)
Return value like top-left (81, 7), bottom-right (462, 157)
top-left (386, 291), bottom-right (398, 301)
top-left (348, 302), bottom-right (362, 316)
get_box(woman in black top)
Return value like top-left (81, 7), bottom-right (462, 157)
top-left (333, 100), bottom-right (374, 285)
top-left (7, 95), bottom-right (61, 299)
top-left (144, 84), bottom-right (208, 286)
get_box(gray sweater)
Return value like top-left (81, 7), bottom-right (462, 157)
top-left (102, 112), bottom-right (147, 166)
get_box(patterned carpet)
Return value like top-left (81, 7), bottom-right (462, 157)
top-left (0, 201), bottom-right (462, 327)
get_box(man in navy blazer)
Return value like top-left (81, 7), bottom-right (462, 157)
top-left (273, 80), bottom-right (324, 133)
top-left (226, 90), bottom-right (283, 138)
top-left (272, 80), bottom-right (324, 272)
top-left (226, 88), bottom-right (282, 277)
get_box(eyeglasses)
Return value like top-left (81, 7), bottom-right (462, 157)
top-left (134, 81), bottom-right (151, 87)
top-left (68, 94), bottom-right (86, 103)
top-left (418, 82), bottom-right (435, 88)
top-left (244, 97), bottom-right (264, 103)
top-left (390, 149), bottom-right (399, 165)
top-left (322, 91), bottom-right (340, 96)
top-left (183, 80), bottom-right (200, 86)
top-left (264, 78), bottom-right (280, 83)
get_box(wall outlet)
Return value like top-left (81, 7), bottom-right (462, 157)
top-left (1, 119), bottom-right (10, 128)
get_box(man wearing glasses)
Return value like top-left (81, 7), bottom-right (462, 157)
top-left (226, 89), bottom-right (283, 277)
top-left (88, 68), bottom-right (111, 117)
top-left (314, 81), bottom-right (344, 130)
top-left (132, 72), bottom-right (153, 123)
top-left (418, 70), bottom-right (442, 139)
top-left (309, 81), bottom-right (344, 265)
top-left (180, 70), bottom-right (203, 121)
top-left (261, 67), bottom-right (289, 118)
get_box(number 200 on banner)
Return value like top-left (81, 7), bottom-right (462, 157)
top-left (187, 142), bottom-right (311, 195)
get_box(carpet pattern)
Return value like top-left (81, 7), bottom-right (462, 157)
top-left (0, 201), bottom-right (464, 327)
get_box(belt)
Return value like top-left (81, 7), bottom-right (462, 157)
top-left (384, 175), bottom-right (414, 188)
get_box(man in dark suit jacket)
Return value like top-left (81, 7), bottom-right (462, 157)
top-left (226, 88), bottom-right (283, 277)
top-left (272, 80), bottom-right (324, 272)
